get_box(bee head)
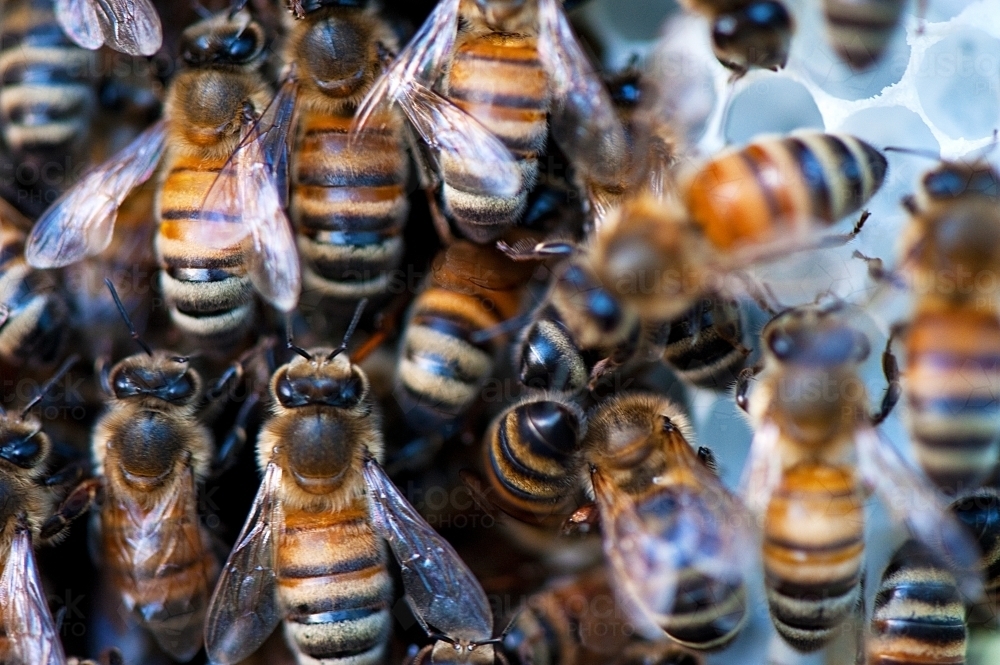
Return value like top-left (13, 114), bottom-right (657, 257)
top-left (296, 8), bottom-right (374, 98)
top-left (272, 349), bottom-right (369, 411)
top-left (0, 416), bottom-right (48, 473)
top-left (180, 10), bottom-right (267, 67)
top-left (763, 304), bottom-right (870, 368)
top-left (109, 353), bottom-right (202, 406)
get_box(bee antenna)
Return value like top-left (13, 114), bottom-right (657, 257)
top-left (429, 632), bottom-right (456, 645)
top-left (105, 279), bottom-right (152, 356)
top-left (285, 327), bottom-right (313, 362)
top-left (229, 0), bottom-right (250, 19)
top-left (329, 298), bottom-right (368, 361)
top-left (883, 146), bottom-right (942, 161)
top-left (20, 354), bottom-right (79, 418)
top-left (190, 0), bottom-right (213, 19)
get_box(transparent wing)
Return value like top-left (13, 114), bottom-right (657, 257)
top-left (205, 462), bottom-right (282, 665)
top-left (537, 0), bottom-right (629, 184)
top-left (737, 421), bottom-right (783, 517)
top-left (395, 81), bottom-right (521, 199)
top-left (352, 0), bottom-right (462, 134)
top-left (56, 0), bottom-right (162, 55)
top-left (196, 92), bottom-right (301, 312)
top-left (54, 0), bottom-right (103, 49)
top-left (26, 119), bottom-right (166, 268)
top-left (363, 456), bottom-right (493, 642)
top-left (856, 426), bottom-right (984, 600)
top-left (109, 466), bottom-right (215, 660)
top-left (0, 527), bottom-right (67, 665)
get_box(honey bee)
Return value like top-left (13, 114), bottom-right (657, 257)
top-left (396, 236), bottom-right (539, 433)
top-left (53, 0), bottom-right (161, 56)
top-left (678, 0), bottom-right (793, 76)
top-left (0, 0), bottom-right (98, 217)
top-left (822, 0), bottom-right (905, 70)
top-left (868, 539), bottom-right (967, 665)
top-left (205, 313), bottom-right (504, 665)
top-left (25, 8), bottom-right (300, 347)
top-left (504, 566), bottom-right (706, 665)
top-left (738, 302), bottom-right (981, 653)
top-left (594, 131), bottom-right (887, 323)
top-left (582, 392), bottom-right (749, 651)
top-left (0, 200), bottom-right (70, 367)
top-left (480, 394), bottom-right (585, 526)
top-left (49, 282), bottom-right (221, 660)
top-left (862, 157), bottom-right (1000, 490)
top-left (950, 487), bottom-right (1000, 619)
top-left (0, 357), bottom-right (81, 665)
top-left (353, 0), bottom-right (627, 244)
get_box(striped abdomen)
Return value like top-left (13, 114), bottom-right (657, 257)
top-left (631, 483), bottom-right (746, 650)
top-left (905, 306), bottom-right (1000, 490)
top-left (291, 107), bottom-right (407, 303)
top-left (869, 539), bottom-right (966, 665)
top-left (950, 488), bottom-right (1000, 611)
top-left (277, 495), bottom-right (392, 665)
top-left (517, 315), bottom-right (587, 393)
top-left (0, 0), bottom-right (95, 157)
top-left (685, 132), bottom-right (886, 251)
top-left (0, 228), bottom-right (67, 365)
top-left (658, 296), bottom-right (748, 391)
top-left (823, 0), bottom-right (906, 69)
top-left (763, 462), bottom-right (863, 652)
top-left (156, 151), bottom-right (256, 344)
top-left (482, 398), bottom-right (581, 526)
top-left (101, 478), bottom-right (218, 660)
top-left (442, 33), bottom-right (549, 242)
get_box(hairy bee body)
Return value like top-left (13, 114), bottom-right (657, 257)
top-left (868, 539), bottom-right (966, 665)
top-left (0, 0), bottom-right (96, 212)
top-left (823, 0), bottom-right (906, 69)
top-left (762, 462), bottom-right (864, 652)
top-left (396, 239), bottom-right (536, 432)
top-left (583, 393), bottom-right (747, 650)
top-left (441, 30), bottom-right (548, 242)
top-left (481, 396), bottom-right (583, 526)
top-left (92, 353), bottom-right (218, 661)
top-left (154, 16), bottom-right (272, 345)
top-left (679, 0), bottom-right (793, 75)
top-left (685, 132), bottom-right (886, 251)
top-left (0, 218), bottom-right (68, 366)
top-left (655, 295), bottom-right (747, 391)
top-left (288, 5), bottom-right (409, 307)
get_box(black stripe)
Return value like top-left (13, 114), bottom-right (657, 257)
top-left (0, 62), bottom-right (89, 87)
top-left (5, 97), bottom-right (88, 123)
top-left (497, 422), bottom-right (565, 485)
top-left (874, 617), bottom-right (966, 643)
top-left (874, 580), bottom-right (963, 610)
top-left (913, 430), bottom-right (997, 452)
top-left (765, 534), bottom-right (863, 554)
top-left (1, 23), bottom-right (74, 50)
top-left (285, 589), bottom-right (390, 617)
top-left (448, 86), bottom-right (546, 111)
top-left (413, 312), bottom-right (494, 354)
top-left (296, 211), bottom-right (405, 233)
top-left (786, 138), bottom-right (833, 221)
top-left (278, 555), bottom-right (384, 579)
top-left (822, 135), bottom-right (864, 213)
top-left (738, 150), bottom-right (781, 220)
top-left (667, 335), bottom-right (742, 371)
top-left (159, 208), bottom-right (241, 224)
top-left (287, 606), bottom-right (384, 626)
top-left (768, 572), bottom-right (860, 600)
top-left (295, 169), bottom-right (403, 188)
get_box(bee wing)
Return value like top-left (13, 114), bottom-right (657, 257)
top-left (196, 91), bottom-right (301, 313)
top-left (55, 0), bottom-right (162, 55)
top-left (0, 527), bottom-right (68, 665)
top-left (111, 466), bottom-right (216, 660)
top-left (26, 119), bottom-right (166, 268)
top-left (205, 462), bottom-right (283, 665)
top-left (362, 456), bottom-right (493, 642)
top-left (394, 81), bottom-right (521, 199)
top-left (737, 420), bottom-right (783, 517)
top-left (536, 0), bottom-right (629, 183)
top-left (855, 426), bottom-right (984, 600)
top-left (352, 0), bottom-right (462, 134)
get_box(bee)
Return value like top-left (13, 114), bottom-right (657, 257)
top-left (0, 357), bottom-right (80, 665)
top-left (678, 0), bottom-right (794, 76)
top-left (47, 282), bottom-right (221, 661)
top-left (0, 0), bottom-right (98, 217)
top-left (862, 157), bottom-right (1000, 490)
top-left (354, 0), bottom-right (627, 244)
top-left (504, 566), bottom-right (706, 665)
top-left (480, 394), bottom-right (585, 526)
top-left (205, 308), bottom-right (502, 665)
top-left (53, 0), bottom-right (161, 55)
top-left (950, 487), bottom-right (1000, 618)
top-left (0, 199), bottom-right (69, 367)
top-left (25, 8), bottom-right (301, 348)
top-left (822, 0), bottom-right (906, 70)
top-left (868, 539), bottom-right (967, 665)
top-left (738, 302), bottom-right (980, 653)
top-left (582, 392), bottom-right (749, 651)
top-left (594, 131), bottom-right (887, 323)
top-left (395, 236), bottom-right (539, 433)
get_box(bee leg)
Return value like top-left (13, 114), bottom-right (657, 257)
top-left (735, 362), bottom-right (764, 413)
top-left (405, 644), bottom-right (434, 665)
top-left (819, 210), bottom-right (872, 249)
top-left (458, 469), bottom-right (502, 521)
top-left (496, 239), bottom-right (575, 261)
top-left (871, 323), bottom-right (906, 425)
top-left (426, 188), bottom-right (456, 245)
top-left (563, 502), bottom-right (600, 535)
top-left (40, 477), bottom-right (102, 540)
top-left (851, 249), bottom-right (909, 291)
top-left (43, 457), bottom-right (86, 487)
top-left (211, 391), bottom-right (261, 477)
